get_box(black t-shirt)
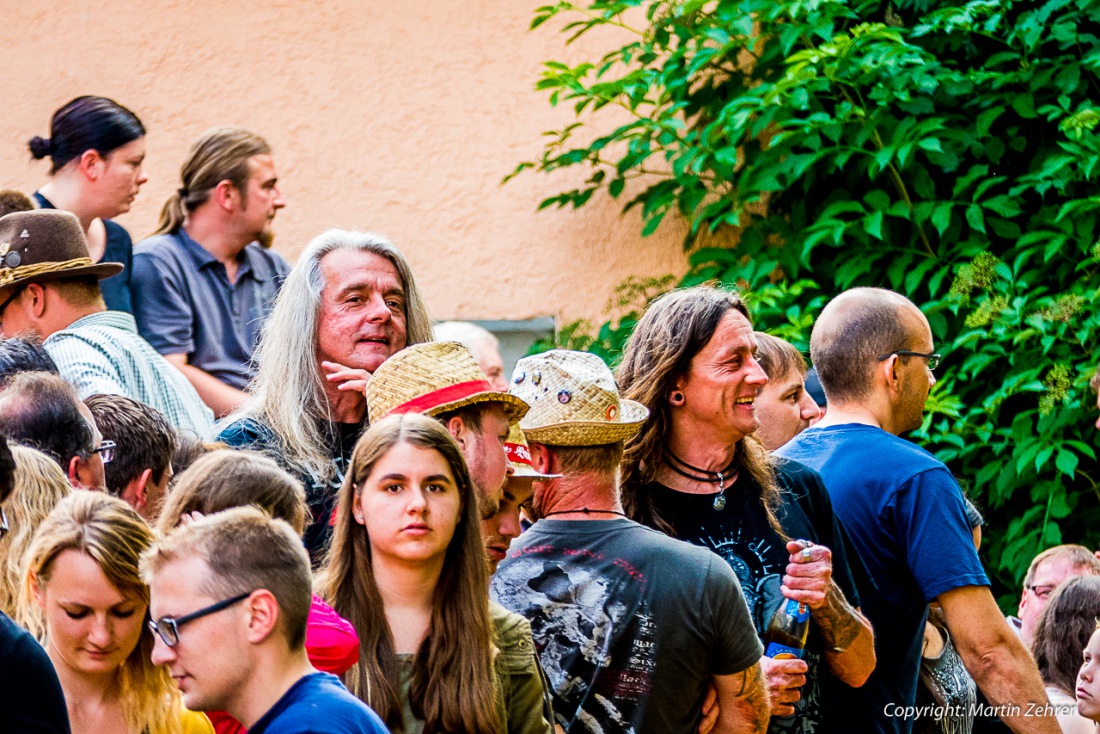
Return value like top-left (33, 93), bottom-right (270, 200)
top-left (646, 458), bottom-right (864, 734)
top-left (491, 518), bottom-right (762, 734)
top-left (0, 611), bottom-right (71, 733)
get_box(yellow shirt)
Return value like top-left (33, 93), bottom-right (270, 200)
top-left (179, 710), bottom-right (215, 734)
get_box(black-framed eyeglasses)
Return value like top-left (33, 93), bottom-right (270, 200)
top-left (148, 591), bottom-right (252, 647)
top-left (93, 440), bottom-right (116, 465)
top-left (0, 507), bottom-right (8, 541)
top-left (877, 350), bottom-right (941, 371)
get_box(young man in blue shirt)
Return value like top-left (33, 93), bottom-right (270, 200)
top-left (143, 507), bottom-right (386, 734)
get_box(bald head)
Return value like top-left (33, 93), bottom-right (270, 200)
top-left (433, 321), bottom-right (506, 390)
top-left (811, 288), bottom-right (928, 404)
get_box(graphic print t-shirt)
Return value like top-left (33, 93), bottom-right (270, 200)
top-left (647, 459), bottom-right (864, 734)
top-left (491, 518), bottom-right (762, 734)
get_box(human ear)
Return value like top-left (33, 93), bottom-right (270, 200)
top-left (446, 416), bottom-right (467, 447)
top-left (214, 180), bottom-right (238, 211)
top-left (528, 443), bottom-right (553, 474)
top-left (78, 149), bottom-right (104, 181)
top-left (244, 591), bottom-right (280, 644)
top-left (31, 573), bottom-right (44, 608)
top-left (67, 455), bottom-right (82, 487)
top-left (669, 375), bottom-right (687, 406)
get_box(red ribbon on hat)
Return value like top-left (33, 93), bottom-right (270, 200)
top-left (506, 442), bottom-right (533, 467)
top-left (390, 379), bottom-right (494, 415)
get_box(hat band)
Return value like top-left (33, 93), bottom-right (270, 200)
top-left (0, 257), bottom-right (97, 288)
top-left (390, 379), bottom-right (494, 415)
top-left (506, 442), bottom-right (533, 467)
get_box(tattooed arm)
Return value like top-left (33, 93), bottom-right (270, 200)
top-left (781, 540), bottom-right (876, 687)
top-left (816, 583), bottom-right (876, 686)
top-left (713, 661), bottom-right (770, 734)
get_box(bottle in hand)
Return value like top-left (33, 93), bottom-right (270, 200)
top-left (764, 598), bottom-right (810, 659)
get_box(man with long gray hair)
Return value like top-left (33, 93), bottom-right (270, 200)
top-left (218, 228), bottom-right (432, 562)
top-left (132, 127), bottom-right (289, 417)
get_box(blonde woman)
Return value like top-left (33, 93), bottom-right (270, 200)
top-left (19, 492), bottom-right (212, 734)
top-left (0, 445), bottom-right (70, 615)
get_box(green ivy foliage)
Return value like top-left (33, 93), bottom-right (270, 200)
top-left (513, 0), bottom-right (1100, 606)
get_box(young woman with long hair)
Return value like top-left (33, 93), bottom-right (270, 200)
top-left (319, 413), bottom-right (552, 734)
top-left (18, 491), bottom-right (211, 734)
top-left (0, 445), bottom-right (71, 616)
top-left (29, 96), bottom-right (147, 313)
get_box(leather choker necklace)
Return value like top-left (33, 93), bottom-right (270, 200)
top-left (665, 450), bottom-right (738, 511)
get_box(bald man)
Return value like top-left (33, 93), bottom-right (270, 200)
top-left (779, 288), bottom-right (1056, 734)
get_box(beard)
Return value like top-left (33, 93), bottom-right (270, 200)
top-left (256, 228), bottom-right (275, 249)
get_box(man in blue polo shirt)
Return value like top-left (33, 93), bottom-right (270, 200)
top-left (132, 127), bottom-right (288, 417)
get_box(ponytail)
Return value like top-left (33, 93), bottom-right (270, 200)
top-left (148, 127), bottom-right (271, 238)
top-left (151, 191), bottom-right (187, 236)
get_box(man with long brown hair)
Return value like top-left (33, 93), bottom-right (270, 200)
top-left (132, 127), bottom-right (289, 417)
top-left (616, 286), bottom-right (873, 734)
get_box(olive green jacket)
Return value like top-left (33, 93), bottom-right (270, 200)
top-left (492, 601), bottom-right (556, 734)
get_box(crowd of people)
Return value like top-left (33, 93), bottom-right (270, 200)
top-left (0, 94), bottom-right (1098, 734)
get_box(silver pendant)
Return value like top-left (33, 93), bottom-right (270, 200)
top-left (713, 494), bottom-right (726, 511)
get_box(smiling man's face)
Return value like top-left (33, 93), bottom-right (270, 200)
top-left (316, 249), bottom-right (408, 374)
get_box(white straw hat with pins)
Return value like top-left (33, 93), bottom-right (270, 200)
top-left (509, 350), bottom-right (648, 446)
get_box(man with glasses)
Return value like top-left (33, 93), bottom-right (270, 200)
top-left (142, 506), bottom-right (386, 734)
top-left (86, 394), bottom-right (176, 522)
top-left (0, 209), bottom-right (213, 438)
top-left (1010, 545), bottom-right (1100, 646)
top-left (780, 288), bottom-right (1057, 734)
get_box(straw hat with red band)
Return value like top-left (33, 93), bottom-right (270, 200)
top-left (510, 349), bottom-right (648, 447)
top-left (366, 341), bottom-right (529, 424)
top-left (505, 424), bottom-right (561, 480)
top-left (0, 209), bottom-right (123, 297)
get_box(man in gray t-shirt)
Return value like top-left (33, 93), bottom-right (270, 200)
top-left (492, 350), bottom-right (768, 734)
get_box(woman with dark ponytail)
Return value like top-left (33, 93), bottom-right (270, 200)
top-left (29, 96), bottom-right (147, 313)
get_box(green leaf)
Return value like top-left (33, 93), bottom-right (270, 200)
top-left (931, 203), bottom-right (952, 236)
top-left (966, 205), bottom-right (986, 234)
top-left (1055, 449), bottom-right (1079, 478)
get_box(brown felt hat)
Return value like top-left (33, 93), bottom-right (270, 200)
top-left (366, 341), bottom-right (530, 424)
top-left (510, 350), bottom-right (648, 447)
top-left (0, 209), bottom-right (123, 296)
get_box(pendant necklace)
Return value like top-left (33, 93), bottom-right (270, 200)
top-left (665, 450), bottom-right (739, 511)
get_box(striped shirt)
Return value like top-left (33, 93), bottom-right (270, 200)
top-left (44, 311), bottom-right (215, 438)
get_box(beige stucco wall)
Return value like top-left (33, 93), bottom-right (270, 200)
top-left (0, 0), bottom-right (688, 327)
